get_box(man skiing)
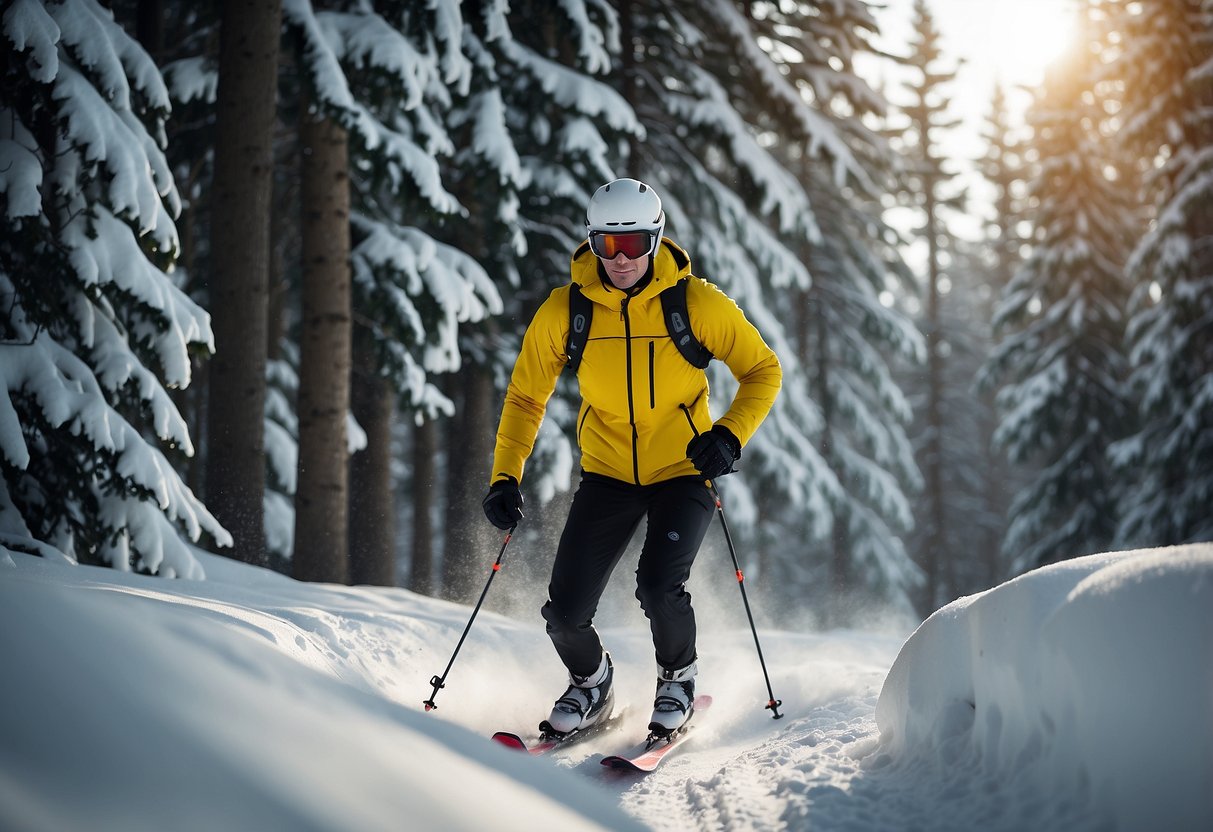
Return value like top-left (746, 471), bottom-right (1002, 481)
top-left (482, 178), bottom-right (781, 738)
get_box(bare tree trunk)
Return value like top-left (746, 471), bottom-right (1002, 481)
top-left (349, 333), bottom-right (396, 586)
top-left (411, 418), bottom-right (437, 594)
top-left (205, 0), bottom-right (280, 566)
top-left (135, 0), bottom-right (164, 64)
top-left (293, 101), bottom-right (351, 584)
top-left (440, 367), bottom-right (495, 602)
top-left (923, 180), bottom-right (946, 612)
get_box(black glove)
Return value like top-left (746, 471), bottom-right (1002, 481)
top-left (482, 476), bottom-right (524, 530)
top-left (686, 425), bottom-right (741, 480)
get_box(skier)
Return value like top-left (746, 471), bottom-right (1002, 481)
top-left (482, 178), bottom-right (781, 738)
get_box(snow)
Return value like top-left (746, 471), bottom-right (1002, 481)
top-left (3, 0), bottom-right (61, 83)
top-left (0, 113), bottom-right (42, 218)
top-left (2, 543), bottom-right (1209, 830)
top-left (874, 545), bottom-right (1213, 830)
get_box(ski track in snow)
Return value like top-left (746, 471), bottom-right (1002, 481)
top-left (509, 631), bottom-right (908, 831)
top-left (596, 692), bottom-right (892, 830)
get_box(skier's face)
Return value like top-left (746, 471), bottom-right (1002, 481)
top-left (600, 251), bottom-right (649, 290)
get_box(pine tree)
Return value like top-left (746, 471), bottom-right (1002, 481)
top-left (894, 0), bottom-right (967, 611)
top-left (970, 82), bottom-right (1028, 586)
top-left (442, 0), bottom-right (644, 594)
top-left (981, 17), bottom-right (1137, 569)
top-left (779, 1), bottom-right (926, 617)
top-left (795, 181), bottom-right (926, 616)
top-left (0, 0), bottom-right (229, 574)
top-left (937, 239), bottom-right (1017, 591)
top-left (1108, 0), bottom-right (1213, 545)
top-left (276, 0), bottom-right (505, 582)
top-left (293, 76), bottom-right (353, 584)
top-left (149, 2), bottom-right (306, 567)
top-left (981, 83), bottom-right (1027, 295)
top-left (205, 0), bottom-right (281, 565)
top-left (348, 329), bottom-right (395, 586)
top-left (602, 0), bottom-right (924, 615)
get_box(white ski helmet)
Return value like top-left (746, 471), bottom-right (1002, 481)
top-left (585, 178), bottom-right (666, 260)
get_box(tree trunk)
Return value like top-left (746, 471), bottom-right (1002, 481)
top-left (618, 0), bottom-right (640, 176)
top-left (293, 101), bottom-right (352, 584)
top-left (135, 0), bottom-right (164, 63)
top-left (204, 0), bottom-right (280, 566)
top-left (349, 334), bottom-right (396, 587)
top-left (813, 295), bottom-right (852, 602)
top-left (440, 366), bottom-right (495, 602)
top-left (410, 418), bottom-right (437, 595)
top-left (923, 176), bottom-right (946, 612)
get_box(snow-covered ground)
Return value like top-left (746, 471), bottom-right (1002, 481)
top-left (1, 543), bottom-right (1210, 831)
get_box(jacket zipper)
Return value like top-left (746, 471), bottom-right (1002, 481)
top-left (621, 296), bottom-right (640, 484)
top-left (648, 341), bottom-right (656, 409)
top-left (680, 402), bottom-right (699, 437)
top-left (578, 404), bottom-right (591, 444)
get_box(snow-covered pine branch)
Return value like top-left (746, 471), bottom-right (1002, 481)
top-left (0, 0), bottom-right (228, 574)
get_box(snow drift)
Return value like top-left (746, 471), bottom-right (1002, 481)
top-left (874, 544), bottom-right (1213, 830)
top-left (0, 554), bottom-right (642, 832)
top-left (2, 543), bottom-right (1211, 831)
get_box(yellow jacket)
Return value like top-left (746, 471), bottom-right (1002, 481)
top-left (490, 238), bottom-right (781, 486)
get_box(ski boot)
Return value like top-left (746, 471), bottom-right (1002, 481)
top-left (540, 651), bottom-right (614, 737)
top-left (648, 660), bottom-right (697, 736)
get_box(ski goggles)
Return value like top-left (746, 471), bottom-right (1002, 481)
top-left (588, 230), bottom-right (658, 260)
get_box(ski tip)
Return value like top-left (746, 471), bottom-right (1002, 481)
top-left (600, 755), bottom-right (644, 772)
top-left (491, 732), bottom-right (528, 751)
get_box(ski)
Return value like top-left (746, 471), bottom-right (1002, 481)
top-left (492, 707), bottom-right (628, 756)
top-left (600, 694), bottom-right (712, 773)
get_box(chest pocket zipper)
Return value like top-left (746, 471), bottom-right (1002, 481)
top-left (648, 341), bottom-right (656, 409)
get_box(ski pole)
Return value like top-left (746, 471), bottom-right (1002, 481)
top-left (707, 482), bottom-right (783, 719)
top-left (682, 413), bottom-right (783, 719)
top-left (423, 525), bottom-right (516, 711)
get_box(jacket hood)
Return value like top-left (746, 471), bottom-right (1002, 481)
top-left (570, 237), bottom-right (692, 311)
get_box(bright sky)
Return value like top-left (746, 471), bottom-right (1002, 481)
top-left (876, 0), bottom-right (1082, 239)
top-left (931, 0), bottom-right (1080, 114)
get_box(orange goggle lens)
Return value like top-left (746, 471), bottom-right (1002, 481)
top-left (589, 231), bottom-right (655, 260)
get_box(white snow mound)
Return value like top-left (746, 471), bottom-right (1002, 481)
top-left (874, 544), bottom-right (1213, 831)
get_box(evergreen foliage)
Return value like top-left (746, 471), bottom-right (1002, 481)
top-left (0, 0), bottom-right (229, 574)
top-left (1107, 0), bottom-right (1213, 545)
top-left (6, 0), bottom-right (1209, 607)
top-left (981, 20), bottom-right (1137, 570)
top-left (891, 0), bottom-right (967, 611)
top-left (598, 0), bottom-right (924, 616)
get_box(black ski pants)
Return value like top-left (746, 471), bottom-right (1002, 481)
top-left (542, 472), bottom-right (716, 678)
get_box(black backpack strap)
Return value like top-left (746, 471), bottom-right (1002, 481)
top-left (565, 283), bottom-right (592, 372)
top-left (660, 278), bottom-right (713, 369)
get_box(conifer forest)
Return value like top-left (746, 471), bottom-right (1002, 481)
top-left (2, 0), bottom-right (1211, 621)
